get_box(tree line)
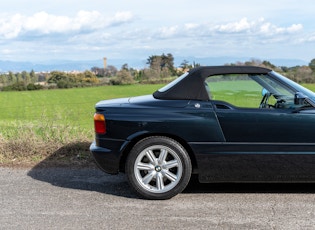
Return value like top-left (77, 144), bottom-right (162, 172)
top-left (1, 54), bottom-right (315, 91)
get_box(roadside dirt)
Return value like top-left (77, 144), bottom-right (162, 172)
top-left (0, 141), bottom-right (96, 169)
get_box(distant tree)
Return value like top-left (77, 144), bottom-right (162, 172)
top-left (81, 70), bottom-right (99, 84)
top-left (142, 68), bottom-right (160, 80)
top-left (180, 60), bottom-right (190, 69)
top-left (147, 53), bottom-right (175, 75)
top-left (57, 80), bottom-right (72, 89)
top-left (82, 70), bottom-right (95, 79)
top-left (2, 82), bottom-right (26, 91)
top-left (151, 56), bottom-right (163, 71)
top-left (21, 71), bottom-right (31, 85)
top-left (162, 53), bottom-right (175, 75)
top-left (192, 61), bottom-right (201, 68)
top-left (120, 64), bottom-right (140, 81)
top-left (104, 65), bottom-right (118, 77)
top-left (0, 74), bottom-right (8, 86)
top-left (47, 71), bottom-right (68, 84)
top-left (7, 71), bottom-right (15, 84)
top-left (27, 83), bottom-right (43, 90)
top-left (161, 67), bottom-right (171, 79)
top-left (280, 66), bottom-right (289, 72)
top-left (121, 63), bottom-right (129, 70)
top-left (37, 73), bottom-right (47, 82)
top-left (91, 67), bottom-right (105, 77)
top-left (16, 73), bottom-right (23, 83)
top-left (309, 58), bottom-right (315, 72)
top-left (178, 60), bottom-right (194, 75)
top-left (262, 60), bottom-right (276, 69)
top-left (30, 70), bottom-right (37, 83)
top-left (296, 66), bottom-right (313, 83)
top-left (147, 55), bottom-right (162, 70)
top-left (244, 59), bottom-right (263, 67)
top-left (147, 55), bottom-right (157, 67)
top-left (110, 69), bottom-right (134, 85)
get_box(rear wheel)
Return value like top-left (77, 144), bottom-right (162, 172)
top-left (126, 136), bottom-right (192, 200)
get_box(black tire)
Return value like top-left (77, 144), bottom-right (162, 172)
top-left (126, 136), bottom-right (192, 200)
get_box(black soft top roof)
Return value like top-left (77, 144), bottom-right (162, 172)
top-left (153, 66), bottom-right (271, 101)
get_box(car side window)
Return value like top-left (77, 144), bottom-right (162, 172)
top-left (205, 74), bottom-right (291, 109)
top-left (205, 74), bottom-right (263, 108)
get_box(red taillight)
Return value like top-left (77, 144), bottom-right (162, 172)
top-left (94, 113), bottom-right (106, 134)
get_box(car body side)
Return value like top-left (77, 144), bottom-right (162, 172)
top-left (90, 66), bottom-right (315, 184)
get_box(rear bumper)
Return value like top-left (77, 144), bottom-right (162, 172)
top-left (89, 142), bottom-right (120, 174)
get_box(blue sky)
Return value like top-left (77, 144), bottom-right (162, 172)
top-left (1, 0), bottom-right (315, 67)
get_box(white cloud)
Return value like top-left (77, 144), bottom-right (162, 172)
top-left (257, 21), bottom-right (303, 36)
top-left (298, 33), bottom-right (315, 43)
top-left (111, 11), bottom-right (134, 24)
top-left (1, 48), bottom-right (13, 54)
top-left (214, 18), bottom-right (303, 36)
top-left (151, 18), bottom-right (304, 46)
top-left (287, 24), bottom-right (303, 33)
top-left (184, 23), bottom-right (199, 30)
top-left (215, 18), bottom-right (252, 33)
top-left (0, 10), bottom-right (134, 38)
top-left (73, 11), bottom-right (102, 29)
top-left (0, 13), bottom-right (23, 38)
top-left (158, 26), bottom-right (180, 38)
top-left (24, 11), bottom-right (72, 33)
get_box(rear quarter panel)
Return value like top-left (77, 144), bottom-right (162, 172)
top-left (94, 98), bottom-right (225, 174)
top-left (96, 100), bottom-right (225, 143)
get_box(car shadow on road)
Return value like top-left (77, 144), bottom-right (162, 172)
top-left (27, 141), bottom-right (138, 199)
top-left (27, 166), bottom-right (138, 198)
top-left (184, 175), bottom-right (315, 194)
top-left (27, 166), bottom-right (315, 200)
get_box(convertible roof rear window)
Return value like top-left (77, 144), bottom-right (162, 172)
top-left (158, 72), bottom-right (189, 93)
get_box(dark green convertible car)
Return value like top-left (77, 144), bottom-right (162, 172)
top-left (90, 66), bottom-right (315, 199)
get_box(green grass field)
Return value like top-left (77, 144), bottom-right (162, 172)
top-left (0, 84), bottom-right (163, 136)
top-left (209, 80), bottom-right (263, 107)
top-left (302, 84), bottom-right (315, 92)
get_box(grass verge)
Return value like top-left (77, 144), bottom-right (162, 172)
top-left (0, 121), bottom-right (94, 168)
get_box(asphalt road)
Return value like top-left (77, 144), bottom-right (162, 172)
top-left (1, 167), bottom-right (315, 230)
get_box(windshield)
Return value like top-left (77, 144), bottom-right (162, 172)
top-left (270, 71), bottom-right (315, 100)
top-left (250, 74), bottom-right (295, 98)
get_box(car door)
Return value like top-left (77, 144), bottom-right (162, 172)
top-left (197, 73), bottom-right (315, 182)
top-left (215, 106), bottom-right (315, 143)
top-left (209, 106), bottom-right (315, 182)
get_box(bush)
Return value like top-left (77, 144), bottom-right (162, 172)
top-left (57, 80), bottom-right (74, 88)
top-left (2, 82), bottom-right (26, 91)
top-left (27, 83), bottom-right (44, 90)
top-left (2, 82), bottom-right (43, 91)
top-left (109, 70), bottom-right (134, 85)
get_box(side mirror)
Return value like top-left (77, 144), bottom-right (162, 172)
top-left (294, 92), bottom-right (307, 105)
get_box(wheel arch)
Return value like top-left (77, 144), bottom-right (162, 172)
top-left (119, 133), bottom-right (198, 174)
